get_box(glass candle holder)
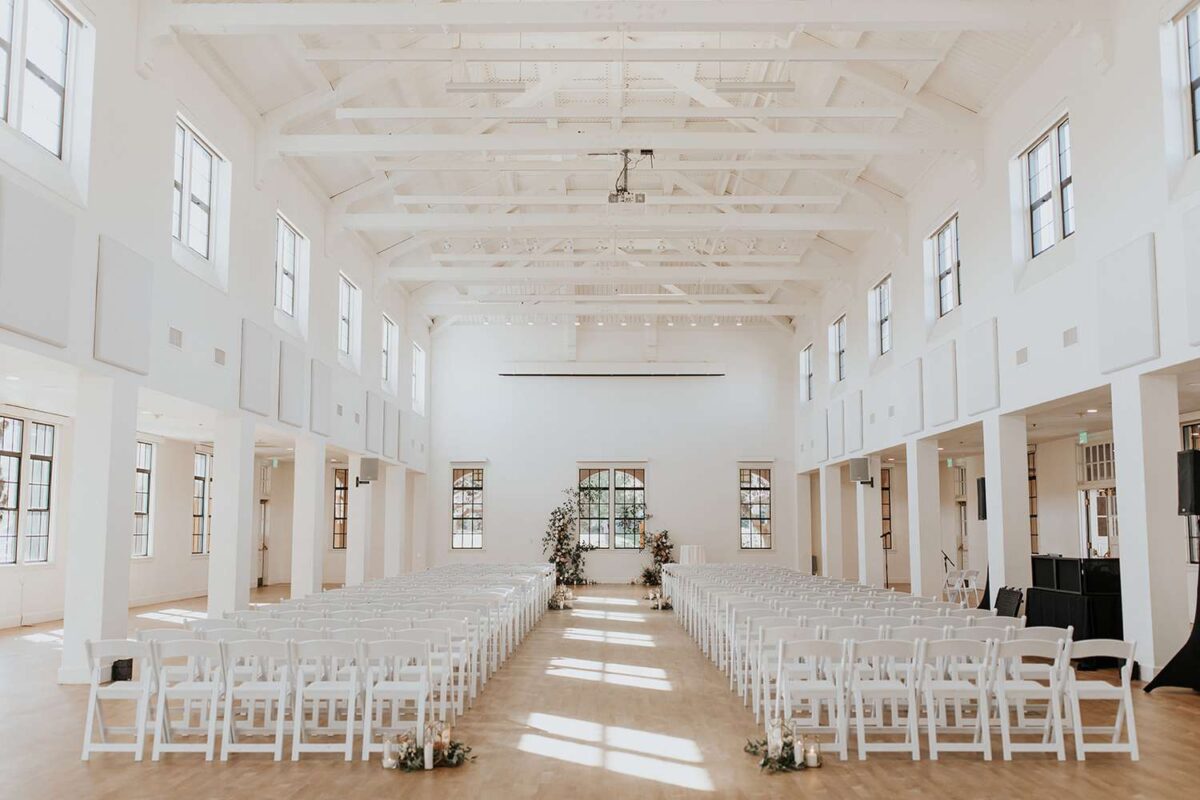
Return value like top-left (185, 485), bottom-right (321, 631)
top-left (381, 736), bottom-right (398, 769)
top-left (803, 737), bottom-right (823, 768)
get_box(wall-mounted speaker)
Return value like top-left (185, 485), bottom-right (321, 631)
top-left (1179, 451), bottom-right (1200, 515)
top-left (358, 457), bottom-right (381, 484)
top-left (977, 476), bottom-right (987, 521)
top-left (848, 457), bottom-right (871, 483)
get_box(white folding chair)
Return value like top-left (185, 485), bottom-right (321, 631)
top-left (220, 639), bottom-right (290, 761)
top-left (361, 640), bottom-right (430, 760)
top-left (396, 629), bottom-right (454, 723)
top-left (151, 639), bottom-right (224, 761)
top-left (994, 639), bottom-right (1068, 761)
top-left (850, 639), bottom-right (922, 760)
top-left (81, 639), bottom-right (154, 761)
top-left (290, 639), bottom-right (360, 761)
top-left (921, 639), bottom-right (993, 761)
top-left (1063, 639), bottom-right (1138, 761)
top-left (776, 639), bottom-right (849, 761)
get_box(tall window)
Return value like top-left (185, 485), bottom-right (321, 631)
top-left (933, 215), bottom-right (961, 316)
top-left (451, 467), bottom-right (484, 549)
top-left (382, 314), bottom-right (398, 391)
top-left (133, 442), bottom-right (153, 558)
top-left (1028, 447), bottom-right (1039, 554)
top-left (828, 315), bottom-right (847, 382)
top-left (872, 275), bottom-right (892, 356)
top-left (1184, 422), bottom-right (1200, 563)
top-left (191, 451), bottom-right (212, 555)
top-left (1025, 117), bottom-right (1074, 258)
top-left (22, 422), bottom-right (52, 563)
top-left (411, 342), bottom-right (427, 415)
top-left (274, 215), bottom-right (300, 316)
top-left (1, 0), bottom-right (73, 157)
top-left (1187, 9), bottom-right (1200, 155)
top-left (739, 467), bottom-right (772, 549)
top-left (613, 467), bottom-right (646, 549)
top-left (337, 273), bottom-right (359, 358)
top-left (799, 344), bottom-right (814, 402)
top-left (880, 467), bottom-right (892, 550)
top-left (332, 467), bottom-right (347, 549)
top-left (173, 120), bottom-right (219, 259)
top-left (0, 416), bottom-right (23, 565)
top-left (578, 468), bottom-right (611, 549)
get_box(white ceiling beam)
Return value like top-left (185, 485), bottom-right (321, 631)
top-left (277, 132), bottom-right (964, 157)
top-left (469, 291), bottom-right (774, 303)
top-left (371, 158), bottom-right (866, 173)
top-left (338, 106), bottom-right (903, 121)
top-left (306, 46), bottom-right (945, 64)
top-left (156, 2), bottom-right (1091, 35)
top-left (433, 253), bottom-right (823, 265)
top-left (422, 301), bottom-right (802, 317)
top-left (344, 211), bottom-right (883, 233)
top-left (395, 194), bottom-right (842, 207)
top-left (386, 266), bottom-right (840, 284)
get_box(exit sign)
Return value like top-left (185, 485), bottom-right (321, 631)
top-left (1078, 431), bottom-right (1089, 445)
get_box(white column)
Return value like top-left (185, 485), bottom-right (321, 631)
top-left (906, 438), bottom-right (942, 598)
top-left (1111, 372), bottom-right (1190, 678)
top-left (819, 464), bottom-right (843, 578)
top-left (982, 413), bottom-right (1032, 605)
top-left (383, 463), bottom-right (408, 578)
top-left (856, 456), bottom-right (886, 588)
top-left (289, 435), bottom-right (326, 599)
top-left (58, 375), bottom-right (138, 684)
top-left (207, 414), bottom-right (256, 619)
top-left (794, 472), bottom-right (814, 574)
top-left (345, 453), bottom-right (374, 586)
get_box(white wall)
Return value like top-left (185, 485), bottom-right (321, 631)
top-left (427, 326), bottom-right (799, 582)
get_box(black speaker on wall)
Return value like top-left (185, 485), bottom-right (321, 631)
top-left (1179, 450), bottom-right (1200, 515)
top-left (977, 477), bottom-right (987, 521)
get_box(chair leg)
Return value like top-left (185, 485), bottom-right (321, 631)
top-left (1051, 691), bottom-right (1066, 761)
top-left (291, 688), bottom-right (304, 761)
top-left (344, 688), bottom-right (357, 762)
top-left (979, 689), bottom-right (992, 762)
top-left (152, 690), bottom-right (168, 762)
top-left (924, 689), bottom-right (938, 761)
top-left (274, 687), bottom-right (287, 762)
top-left (81, 688), bottom-right (97, 761)
top-left (997, 691), bottom-right (1013, 761)
top-left (134, 691), bottom-right (149, 763)
top-left (908, 689), bottom-right (920, 761)
top-left (205, 690), bottom-right (219, 761)
top-left (220, 690), bottom-right (235, 761)
top-left (1123, 689), bottom-right (1139, 761)
top-left (854, 691), bottom-right (867, 760)
top-left (1070, 691), bottom-right (1086, 761)
top-left (362, 687), bottom-right (374, 761)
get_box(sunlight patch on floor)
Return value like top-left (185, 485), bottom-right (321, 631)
top-left (137, 608), bottom-right (208, 625)
top-left (570, 609), bottom-right (646, 623)
top-left (20, 628), bottom-right (63, 646)
top-left (519, 712), bottom-right (713, 791)
top-left (562, 627), bottom-right (655, 648)
top-left (574, 596), bottom-right (640, 607)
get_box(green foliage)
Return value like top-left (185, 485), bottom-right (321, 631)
top-left (542, 488), bottom-right (595, 585)
top-left (744, 732), bottom-right (806, 774)
top-left (637, 529), bottom-right (674, 586)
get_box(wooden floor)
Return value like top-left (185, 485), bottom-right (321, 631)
top-left (2, 583), bottom-right (1198, 799)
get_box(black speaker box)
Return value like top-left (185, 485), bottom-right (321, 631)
top-left (977, 476), bottom-right (987, 521)
top-left (1180, 450), bottom-right (1200, 515)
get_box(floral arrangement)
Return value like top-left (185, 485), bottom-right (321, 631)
top-left (638, 529), bottom-right (674, 586)
top-left (542, 488), bottom-right (596, 586)
top-left (548, 586), bottom-right (575, 610)
top-left (385, 723), bottom-right (474, 771)
top-left (744, 720), bottom-right (806, 773)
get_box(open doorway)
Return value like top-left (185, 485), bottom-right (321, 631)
top-left (1079, 487), bottom-right (1119, 558)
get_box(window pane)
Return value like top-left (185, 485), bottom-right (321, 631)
top-left (1058, 120), bottom-right (1075, 237)
top-left (739, 467), bottom-right (772, 549)
top-left (0, 0), bottom-right (15, 121)
top-left (451, 467), bottom-right (484, 549)
top-left (1028, 137), bottom-right (1055, 256)
top-left (187, 140), bottom-right (214, 257)
top-left (20, 0), bottom-right (69, 157)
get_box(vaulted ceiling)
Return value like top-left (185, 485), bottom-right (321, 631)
top-left (152, 1), bottom-right (1079, 329)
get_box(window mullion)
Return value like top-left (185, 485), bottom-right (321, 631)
top-left (180, 130), bottom-right (194, 242)
top-left (8, 0), bottom-right (30, 131)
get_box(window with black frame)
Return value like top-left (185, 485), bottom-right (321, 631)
top-left (451, 467), bottom-right (484, 549)
top-left (0, 416), bottom-right (23, 565)
top-left (880, 467), bottom-right (893, 550)
top-left (333, 467), bottom-right (348, 549)
top-left (1028, 447), bottom-right (1039, 554)
top-left (578, 468), bottom-right (611, 549)
top-left (1189, 9), bottom-right (1200, 155)
top-left (740, 467), bottom-right (772, 549)
top-left (1184, 422), bottom-right (1200, 563)
top-left (191, 451), bottom-right (212, 555)
top-left (613, 467), bottom-right (646, 549)
top-left (133, 442), bottom-right (153, 558)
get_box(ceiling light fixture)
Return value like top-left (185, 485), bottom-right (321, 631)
top-left (1086, 408), bottom-right (1099, 414)
top-left (445, 81), bottom-right (528, 94)
top-left (712, 81), bottom-right (796, 93)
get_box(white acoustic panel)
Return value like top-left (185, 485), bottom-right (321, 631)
top-left (238, 319), bottom-right (273, 416)
top-left (1098, 234), bottom-right (1160, 373)
top-left (897, 358), bottom-right (924, 436)
top-left (365, 392), bottom-right (384, 454)
top-left (846, 390), bottom-right (864, 453)
top-left (277, 340), bottom-right (306, 428)
top-left (310, 359), bottom-right (332, 436)
top-left (828, 399), bottom-right (845, 458)
top-left (382, 401), bottom-right (399, 460)
top-left (925, 339), bottom-right (958, 427)
top-left (814, 410), bottom-right (829, 462)
top-left (93, 236), bottom-right (152, 374)
top-left (962, 318), bottom-right (1000, 415)
top-left (0, 178), bottom-right (74, 347)
top-left (1186, 204), bottom-right (1200, 346)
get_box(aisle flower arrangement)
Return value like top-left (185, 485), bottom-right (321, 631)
top-left (638, 529), bottom-right (675, 586)
top-left (383, 723), bottom-right (474, 772)
top-left (744, 720), bottom-right (807, 773)
top-left (543, 488), bottom-right (596, 586)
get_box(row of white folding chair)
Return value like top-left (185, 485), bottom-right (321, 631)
top-left (774, 635), bottom-right (1137, 762)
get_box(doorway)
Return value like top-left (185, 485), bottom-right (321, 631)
top-left (257, 498), bottom-right (269, 587)
top-left (1080, 487), bottom-right (1119, 558)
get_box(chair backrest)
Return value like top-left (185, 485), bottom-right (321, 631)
top-left (937, 617), bottom-right (972, 629)
top-left (277, 610), bottom-right (325, 622)
top-left (1015, 625), bottom-right (1073, 642)
top-left (222, 639), bottom-right (290, 680)
top-left (891, 624), bottom-right (947, 642)
top-left (852, 638), bottom-right (918, 662)
top-left (186, 618), bottom-right (233, 632)
top-left (909, 608), bottom-right (944, 620)
top-left (267, 627), bottom-right (325, 642)
top-left (970, 616), bottom-right (1018, 630)
top-left (826, 625), bottom-right (886, 643)
top-left (954, 607), bottom-right (996, 619)
top-left (256, 619), bottom-right (298, 631)
top-left (804, 615), bottom-right (850, 629)
top-left (327, 610), bottom-right (362, 622)
top-left (357, 618), bottom-right (400, 631)
top-left (86, 638), bottom-right (151, 664)
top-left (996, 638), bottom-right (1064, 665)
top-left (862, 615), bottom-right (897, 628)
top-left (235, 610), bottom-right (272, 622)
top-left (328, 627), bottom-right (391, 643)
top-left (154, 639), bottom-right (223, 680)
top-left (362, 639), bottom-right (430, 676)
top-left (751, 616), bottom-right (794, 635)
top-left (1068, 638), bottom-right (1134, 682)
top-left (290, 639), bottom-right (359, 680)
top-left (778, 639), bottom-right (845, 678)
top-left (397, 628), bottom-right (451, 650)
top-left (136, 628), bottom-right (194, 643)
top-left (203, 627), bottom-right (261, 642)
top-left (761, 625), bottom-right (820, 648)
top-left (923, 638), bottom-right (990, 662)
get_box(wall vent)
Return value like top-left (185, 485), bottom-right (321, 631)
top-left (1062, 327), bottom-right (1079, 347)
top-left (1015, 347), bottom-right (1029, 365)
top-left (887, 405), bottom-right (895, 418)
top-left (869, 412), bottom-right (876, 425)
top-left (336, 404), bottom-right (344, 417)
top-left (168, 327), bottom-right (183, 349)
top-left (354, 412), bottom-right (361, 424)
top-left (213, 348), bottom-right (226, 366)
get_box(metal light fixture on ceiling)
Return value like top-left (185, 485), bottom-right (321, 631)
top-left (444, 81), bottom-right (528, 94)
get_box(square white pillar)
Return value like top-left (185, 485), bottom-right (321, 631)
top-left (58, 375), bottom-right (138, 684)
top-left (982, 413), bottom-right (1032, 605)
top-left (819, 464), bottom-right (843, 578)
top-left (345, 453), bottom-right (374, 586)
top-left (856, 456), bottom-right (886, 588)
top-left (383, 463), bottom-right (408, 578)
top-left (289, 436), bottom-right (326, 599)
top-left (206, 414), bottom-right (256, 619)
top-left (1111, 372), bottom-right (1190, 678)
top-left (794, 472), bottom-right (814, 574)
top-left (906, 438), bottom-right (943, 598)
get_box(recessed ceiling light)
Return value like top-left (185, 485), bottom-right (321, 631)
top-left (4, 375), bottom-right (19, 381)
top-left (690, 321), bottom-right (697, 327)
top-left (551, 320), bottom-right (558, 326)
top-left (505, 320), bottom-right (512, 326)
top-left (713, 321), bottom-right (720, 327)
top-left (667, 321), bottom-right (674, 327)
top-left (937, 447), bottom-right (944, 451)
top-left (620, 320), bottom-right (627, 327)
top-left (597, 321), bottom-right (605, 327)
top-left (643, 321), bottom-right (651, 327)
top-left (736, 320), bottom-right (743, 327)
top-left (527, 320), bottom-right (534, 326)
top-left (1086, 408), bottom-right (1099, 414)
top-left (573, 321), bottom-right (581, 327)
